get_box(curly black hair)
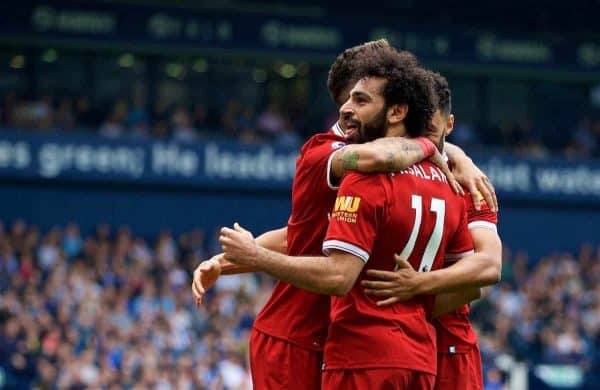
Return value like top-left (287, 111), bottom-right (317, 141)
top-left (429, 71), bottom-right (452, 116)
top-left (354, 52), bottom-right (437, 138)
top-left (327, 39), bottom-right (418, 107)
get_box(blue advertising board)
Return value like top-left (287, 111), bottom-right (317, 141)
top-left (1, 131), bottom-right (600, 205)
top-left (0, 131), bottom-right (297, 192)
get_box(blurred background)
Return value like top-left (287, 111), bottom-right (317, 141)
top-left (0, 0), bottom-right (599, 389)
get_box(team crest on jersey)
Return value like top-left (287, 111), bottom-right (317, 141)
top-left (331, 141), bottom-right (346, 149)
top-left (331, 196), bottom-right (361, 223)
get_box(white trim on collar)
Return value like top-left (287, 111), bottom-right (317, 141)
top-left (332, 121), bottom-right (345, 137)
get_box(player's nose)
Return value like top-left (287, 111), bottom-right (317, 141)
top-left (339, 100), bottom-right (354, 118)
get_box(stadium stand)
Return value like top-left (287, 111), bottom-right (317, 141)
top-left (1, 221), bottom-right (598, 388)
top-left (1, 91), bottom-right (599, 158)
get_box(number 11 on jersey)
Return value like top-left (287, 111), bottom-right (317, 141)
top-left (396, 195), bottom-right (446, 272)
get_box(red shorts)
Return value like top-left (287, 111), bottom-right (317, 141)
top-left (322, 368), bottom-right (435, 390)
top-left (434, 344), bottom-right (483, 390)
top-left (249, 329), bottom-right (323, 390)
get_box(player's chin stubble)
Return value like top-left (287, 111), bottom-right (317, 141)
top-left (361, 107), bottom-right (388, 143)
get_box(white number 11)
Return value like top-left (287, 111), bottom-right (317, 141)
top-left (396, 195), bottom-right (446, 272)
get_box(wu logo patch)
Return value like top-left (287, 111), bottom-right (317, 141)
top-left (334, 196), bottom-right (361, 212)
top-left (332, 196), bottom-right (361, 223)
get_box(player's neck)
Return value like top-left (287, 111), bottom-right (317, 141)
top-left (384, 123), bottom-right (407, 138)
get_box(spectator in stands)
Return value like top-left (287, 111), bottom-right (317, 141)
top-left (0, 91), bottom-right (18, 127)
top-left (237, 105), bottom-right (261, 144)
top-left (191, 103), bottom-right (208, 130)
top-left (256, 102), bottom-right (287, 138)
top-left (568, 117), bottom-right (598, 157)
top-left (218, 99), bottom-right (261, 143)
top-left (74, 95), bottom-right (101, 129)
top-left (127, 94), bottom-right (150, 139)
top-left (12, 94), bottom-right (54, 131)
top-left (54, 97), bottom-right (76, 131)
top-left (99, 100), bottom-right (127, 138)
top-left (171, 105), bottom-right (198, 143)
top-left (222, 100), bottom-right (242, 137)
top-left (127, 94), bottom-right (149, 129)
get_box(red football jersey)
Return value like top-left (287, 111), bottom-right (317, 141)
top-left (322, 162), bottom-right (474, 374)
top-left (434, 192), bottom-right (498, 353)
top-left (253, 123), bottom-right (347, 350)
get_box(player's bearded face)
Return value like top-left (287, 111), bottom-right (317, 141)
top-left (343, 105), bottom-right (388, 143)
top-left (341, 77), bottom-right (389, 143)
top-left (360, 105), bottom-right (388, 143)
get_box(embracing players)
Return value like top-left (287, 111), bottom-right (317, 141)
top-left (194, 41), bottom-right (498, 389)
top-left (219, 48), bottom-right (500, 388)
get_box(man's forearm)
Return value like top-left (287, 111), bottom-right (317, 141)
top-left (444, 142), bottom-right (468, 163)
top-left (256, 227), bottom-right (287, 254)
top-left (236, 247), bottom-right (348, 295)
top-left (332, 137), bottom-right (431, 179)
top-left (417, 252), bottom-right (500, 295)
top-left (220, 255), bottom-right (257, 275)
top-left (427, 227), bottom-right (503, 292)
top-left (433, 287), bottom-right (481, 318)
top-left (357, 137), bottom-right (430, 172)
top-left (220, 227), bottom-right (288, 275)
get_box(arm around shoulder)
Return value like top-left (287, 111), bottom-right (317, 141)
top-left (328, 137), bottom-right (432, 184)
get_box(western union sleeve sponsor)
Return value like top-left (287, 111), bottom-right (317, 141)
top-left (334, 196), bottom-right (361, 212)
top-left (332, 196), bottom-right (361, 223)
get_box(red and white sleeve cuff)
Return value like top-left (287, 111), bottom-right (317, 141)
top-left (323, 239), bottom-right (369, 263)
top-left (468, 221), bottom-right (497, 233)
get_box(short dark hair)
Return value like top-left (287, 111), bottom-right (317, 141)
top-left (429, 71), bottom-right (452, 116)
top-left (327, 39), bottom-right (418, 107)
top-left (355, 51), bottom-right (437, 138)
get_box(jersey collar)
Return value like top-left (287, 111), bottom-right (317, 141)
top-left (332, 121), bottom-right (345, 137)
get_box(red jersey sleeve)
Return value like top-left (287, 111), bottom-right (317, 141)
top-left (444, 205), bottom-right (474, 264)
top-left (322, 172), bottom-right (386, 262)
top-left (463, 191), bottom-right (498, 232)
top-left (299, 134), bottom-right (346, 191)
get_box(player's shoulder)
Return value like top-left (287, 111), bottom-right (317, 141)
top-left (461, 190), bottom-right (493, 213)
top-left (342, 170), bottom-right (387, 189)
top-left (298, 127), bottom-right (347, 168)
top-left (336, 171), bottom-right (387, 207)
top-left (462, 190), bottom-right (498, 225)
top-left (300, 130), bottom-right (346, 154)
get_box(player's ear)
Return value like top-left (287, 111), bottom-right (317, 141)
top-left (445, 114), bottom-right (455, 136)
top-left (388, 103), bottom-right (408, 125)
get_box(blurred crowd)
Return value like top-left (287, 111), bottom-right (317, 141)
top-left (0, 220), bottom-right (272, 389)
top-left (472, 246), bottom-right (600, 388)
top-left (0, 92), bottom-right (303, 147)
top-left (2, 91), bottom-right (600, 158)
top-left (0, 220), bottom-right (599, 389)
top-left (452, 118), bottom-right (600, 160)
